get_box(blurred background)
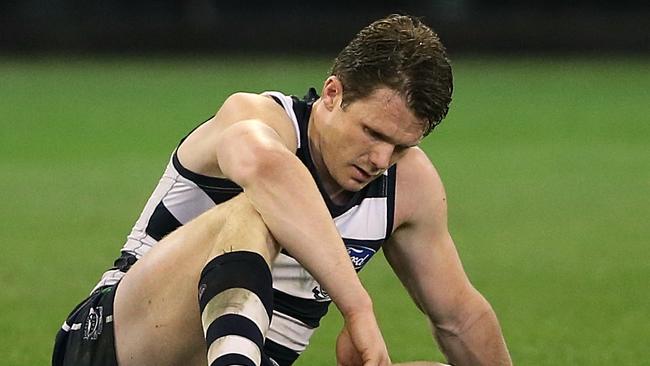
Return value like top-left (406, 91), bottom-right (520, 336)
top-left (1, 2), bottom-right (649, 366)
top-left (1, 0), bottom-right (649, 54)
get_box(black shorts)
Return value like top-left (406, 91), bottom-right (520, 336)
top-left (52, 282), bottom-right (282, 366)
top-left (52, 284), bottom-right (118, 366)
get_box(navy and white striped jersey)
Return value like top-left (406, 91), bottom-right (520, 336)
top-left (95, 88), bottom-right (397, 365)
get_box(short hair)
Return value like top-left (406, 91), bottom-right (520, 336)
top-left (330, 14), bottom-right (453, 136)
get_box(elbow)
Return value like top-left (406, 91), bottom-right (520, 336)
top-left (430, 289), bottom-right (494, 338)
top-left (218, 123), bottom-right (290, 187)
top-left (236, 145), bottom-right (288, 188)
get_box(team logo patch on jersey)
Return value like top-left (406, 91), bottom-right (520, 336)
top-left (83, 306), bottom-right (103, 340)
top-left (346, 245), bottom-right (376, 270)
top-left (312, 285), bottom-right (331, 302)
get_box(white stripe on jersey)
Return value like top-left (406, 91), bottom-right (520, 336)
top-left (272, 253), bottom-right (321, 300)
top-left (162, 174), bottom-right (215, 224)
top-left (124, 157), bottom-right (179, 246)
top-left (271, 197), bottom-right (389, 298)
top-left (334, 197), bottom-right (389, 240)
top-left (266, 311), bottom-right (315, 352)
top-left (262, 91), bottom-right (301, 149)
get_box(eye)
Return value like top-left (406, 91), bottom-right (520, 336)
top-left (363, 126), bottom-right (381, 140)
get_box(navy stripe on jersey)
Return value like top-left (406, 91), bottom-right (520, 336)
top-left (146, 201), bottom-right (182, 241)
top-left (364, 173), bottom-right (390, 198)
top-left (273, 289), bottom-right (330, 328)
top-left (289, 89), bottom-right (316, 128)
top-left (269, 95), bottom-right (283, 107)
top-left (264, 338), bottom-right (300, 366)
top-left (343, 238), bottom-right (384, 252)
top-left (172, 152), bottom-right (241, 191)
top-left (172, 152), bottom-right (243, 206)
top-left (172, 152), bottom-right (242, 205)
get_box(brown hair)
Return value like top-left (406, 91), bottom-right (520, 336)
top-left (330, 14), bottom-right (453, 136)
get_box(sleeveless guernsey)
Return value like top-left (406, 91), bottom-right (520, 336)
top-left (94, 88), bottom-right (397, 365)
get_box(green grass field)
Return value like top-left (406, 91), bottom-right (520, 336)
top-left (1, 55), bottom-right (648, 365)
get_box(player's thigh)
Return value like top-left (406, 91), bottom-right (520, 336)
top-left (113, 193), bottom-right (279, 366)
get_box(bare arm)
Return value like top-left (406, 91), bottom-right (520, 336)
top-left (177, 93), bottom-right (388, 365)
top-left (383, 149), bottom-right (512, 366)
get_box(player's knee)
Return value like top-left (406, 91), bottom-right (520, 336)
top-left (228, 194), bottom-right (271, 235)
top-left (211, 194), bottom-right (279, 265)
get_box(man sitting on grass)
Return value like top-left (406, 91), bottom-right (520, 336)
top-left (53, 14), bottom-right (512, 366)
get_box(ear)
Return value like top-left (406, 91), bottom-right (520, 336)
top-left (321, 76), bottom-right (344, 111)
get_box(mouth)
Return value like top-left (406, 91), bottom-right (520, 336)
top-left (352, 165), bottom-right (373, 182)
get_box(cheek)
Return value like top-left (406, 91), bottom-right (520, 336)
top-left (322, 139), bottom-right (346, 170)
top-left (329, 130), bottom-right (355, 159)
top-left (340, 141), bottom-right (366, 162)
top-left (327, 125), bottom-right (368, 165)
top-left (330, 145), bottom-right (350, 166)
top-left (348, 131), bottom-right (372, 156)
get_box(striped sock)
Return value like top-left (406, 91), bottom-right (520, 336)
top-left (198, 251), bottom-right (273, 366)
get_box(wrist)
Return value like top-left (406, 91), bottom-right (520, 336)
top-left (337, 291), bottom-right (374, 321)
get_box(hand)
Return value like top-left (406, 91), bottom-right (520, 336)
top-left (336, 325), bottom-right (362, 366)
top-left (337, 311), bottom-right (391, 366)
top-left (337, 325), bottom-right (450, 366)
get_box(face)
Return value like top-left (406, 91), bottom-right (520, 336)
top-left (311, 77), bottom-right (426, 193)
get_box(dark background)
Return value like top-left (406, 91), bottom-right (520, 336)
top-left (2, 0), bottom-right (649, 54)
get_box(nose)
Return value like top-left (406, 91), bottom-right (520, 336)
top-left (369, 142), bottom-right (394, 172)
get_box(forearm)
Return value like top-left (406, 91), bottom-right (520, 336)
top-left (234, 149), bottom-right (372, 315)
top-left (213, 119), bottom-right (374, 320)
top-left (433, 302), bottom-right (512, 366)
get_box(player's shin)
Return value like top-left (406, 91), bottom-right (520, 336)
top-left (198, 251), bottom-right (273, 366)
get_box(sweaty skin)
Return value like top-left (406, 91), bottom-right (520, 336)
top-left (114, 83), bottom-right (392, 366)
top-left (113, 75), bottom-right (510, 365)
top-left (309, 78), bottom-right (512, 365)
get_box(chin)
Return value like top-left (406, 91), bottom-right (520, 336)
top-left (342, 179), bottom-right (368, 192)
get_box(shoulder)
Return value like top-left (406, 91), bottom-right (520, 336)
top-left (218, 92), bottom-right (299, 149)
top-left (219, 92), bottom-right (289, 120)
top-left (393, 147), bottom-right (448, 230)
top-left (176, 91), bottom-right (300, 177)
